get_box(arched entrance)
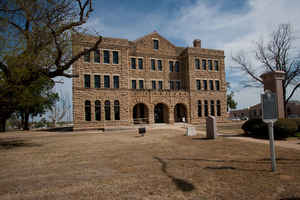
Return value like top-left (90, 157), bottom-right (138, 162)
top-left (133, 103), bottom-right (149, 124)
top-left (174, 103), bottom-right (187, 122)
top-left (154, 103), bottom-right (169, 123)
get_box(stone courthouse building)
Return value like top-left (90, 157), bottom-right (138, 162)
top-left (72, 32), bottom-right (226, 130)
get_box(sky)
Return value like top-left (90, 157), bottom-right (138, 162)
top-left (56, 0), bottom-right (300, 113)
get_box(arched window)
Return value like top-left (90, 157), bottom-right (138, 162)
top-left (198, 100), bottom-right (202, 117)
top-left (217, 100), bottom-right (221, 116)
top-left (95, 100), bottom-right (101, 121)
top-left (105, 100), bottom-right (111, 120)
top-left (204, 100), bottom-right (208, 117)
top-left (85, 100), bottom-right (91, 121)
top-left (114, 100), bottom-right (120, 120)
top-left (210, 100), bottom-right (215, 116)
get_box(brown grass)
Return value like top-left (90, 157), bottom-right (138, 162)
top-left (1, 127), bottom-right (300, 200)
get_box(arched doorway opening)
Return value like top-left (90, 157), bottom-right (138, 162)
top-left (154, 103), bottom-right (169, 123)
top-left (174, 103), bottom-right (187, 122)
top-left (133, 103), bottom-right (149, 124)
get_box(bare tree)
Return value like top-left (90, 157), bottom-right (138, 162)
top-left (49, 89), bottom-right (71, 127)
top-left (232, 24), bottom-right (300, 117)
top-left (0, 0), bottom-right (102, 131)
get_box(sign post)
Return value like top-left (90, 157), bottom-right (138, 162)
top-left (261, 90), bottom-right (278, 172)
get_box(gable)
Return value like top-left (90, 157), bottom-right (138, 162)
top-left (133, 32), bottom-right (177, 55)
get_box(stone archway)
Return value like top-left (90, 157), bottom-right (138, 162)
top-left (154, 103), bottom-right (169, 123)
top-left (174, 103), bottom-right (187, 122)
top-left (133, 103), bottom-right (149, 124)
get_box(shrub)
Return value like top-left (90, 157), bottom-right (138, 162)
top-left (274, 119), bottom-right (297, 138)
top-left (290, 118), bottom-right (300, 132)
top-left (242, 118), bottom-right (298, 139)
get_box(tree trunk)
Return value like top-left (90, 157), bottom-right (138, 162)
top-left (23, 111), bottom-right (30, 130)
top-left (0, 118), bottom-right (7, 132)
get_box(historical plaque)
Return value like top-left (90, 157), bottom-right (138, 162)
top-left (261, 91), bottom-right (278, 122)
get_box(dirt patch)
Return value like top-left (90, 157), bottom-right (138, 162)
top-left (0, 128), bottom-right (300, 200)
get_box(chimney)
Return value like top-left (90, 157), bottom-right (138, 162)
top-left (193, 39), bottom-right (201, 48)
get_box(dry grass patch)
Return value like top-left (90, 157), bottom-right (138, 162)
top-left (0, 128), bottom-right (300, 200)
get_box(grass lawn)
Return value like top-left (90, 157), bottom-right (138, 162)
top-left (1, 127), bottom-right (300, 200)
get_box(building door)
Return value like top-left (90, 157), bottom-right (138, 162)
top-left (154, 103), bottom-right (169, 123)
top-left (174, 103), bottom-right (187, 122)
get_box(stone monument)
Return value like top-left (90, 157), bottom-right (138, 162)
top-left (260, 71), bottom-right (285, 118)
top-left (206, 116), bottom-right (217, 139)
top-left (186, 126), bottom-right (197, 136)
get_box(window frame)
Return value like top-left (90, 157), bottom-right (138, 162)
top-left (103, 50), bottom-right (110, 64)
top-left (112, 51), bottom-right (119, 65)
top-left (84, 74), bottom-right (91, 88)
top-left (94, 50), bottom-right (100, 63)
top-left (94, 75), bottom-right (101, 88)
top-left (104, 75), bottom-right (110, 88)
top-left (113, 75), bottom-right (119, 89)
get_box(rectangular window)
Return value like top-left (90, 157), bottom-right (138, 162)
top-left (138, 58), bottom-right (143, 69)
top-left (158, 80), bottom-right (163, 90)
top-left (176, 80), bottom-right (181, 90)
top-left (104, 75), bottom-right (110, 88)
top-left (132, 80), bottom-right (136, 89)
top-left (131, 58), bottom-right (136, 69)
top-left (175, 61), bottom-right (179, 72)
top-left (202, 59), bottom-right (206, 70)
top-left (210, 100), bottom-right (215, 116)
top-left (195, 58), bottom-right (200, 69)
top-left (94, 75), bottom-right (100, 88)
top-left (152, 80), bottom-right (156, 89)
top-left (209, 80), bottom-right (214, 90)
top-left (84, 74), bottom-right (90, 88)
top-left (208, 60), bottom-right (213, 70)
top-left (113, 51), bottom-right (119, 64)
top-left (113, 76), bottom-right (119, 89)
top-left (196, 80), bottom-right (201, 90)
top-left (203, 80), bottom-right (207, 90)
top-left (158, 60), bottom-right (162, 71)
top-left (169, 80), bottom-right (174, 90)
top-left (169, 61), bottom-right (173, 72)
top-left (151, 59), bottom-right (155, 70)
top-left (153, 39), bottom-right (159, 50)
top-left (103, 50), bottom-right (110, 64)
top-left (139, 80), bottom-right (144, 89)
top-left (84, 49), bottom-right (90, 62)
top-left (214, 60), bottom-right (219, 71)
top-left (198, 100), bottom-right (202, 117)
top-left (215, 80), bottom-right (220, 91)
top-left (204, 100), bottom-right (208, 116)
top-left (94, 50), bottom-right (100, 63)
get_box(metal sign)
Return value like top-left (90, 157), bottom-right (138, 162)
top-left (261, 91), bottom-right (278, 123)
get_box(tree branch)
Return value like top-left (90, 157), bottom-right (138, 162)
top-left (286, 82), bottom-right (300, 103)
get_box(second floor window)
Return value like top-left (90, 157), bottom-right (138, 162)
top-left (113, 51), bottom-right (119, 64)
top-left (175, 80), bottom-right (181, 90)
top-left (139, 80), bottom-right (144, 89)
top-left (215, 80), bottom-right (220, 91)
top-left (103, 50), bottom-right (110, 64)
top-left (152, 80), bottom-right (156, 89)
top-left (94, 75), bottom-right (100, 88)
top-left (209, 80), bottom-right (214, 90)
top-left (169, 61), bottom-right (173, 72)
top-left (113, 76), bottom-right (119, 89)
top-left (158, 80), bottom-right (163, 90)
top-left (169, 80), bottom-right (174, 90)
top-left (195, 58), bottom-right (200, 69)
top-left (151, 59), bottom-right (155, 70)
top-left (138, 58), bottom-right (143, 69)
top-left (132, 80), bottom-right (136, 89)
top-left (203, 80), bottom-right (207, 90)
top-left (104, 75), bottom-right (110, 88)
top-left (94, 50), bottom-right (100, 63)
top-left (131, 58), bottom-right (136, 69)
top-left (84, 49), bottom-right (90, 62)
top-left (196, 80), bottom-right (201, 90)
top-left (158, 60), bottom-right (162, 71)
top-left (84, 74), bottom-right (90, 88)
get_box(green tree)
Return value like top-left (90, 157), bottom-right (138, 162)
top-left (226, 82), bottom-right (237, 111)
top-left (0, 0), bottom-right (101, 132)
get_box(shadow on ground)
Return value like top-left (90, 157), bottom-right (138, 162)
top-left (154, 156), bottom-right (195, 192)
top-left (0, 139), bottom-right (41, 150)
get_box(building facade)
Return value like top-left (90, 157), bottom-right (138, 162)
top-left (72, 32), bottom-right (227, 130)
